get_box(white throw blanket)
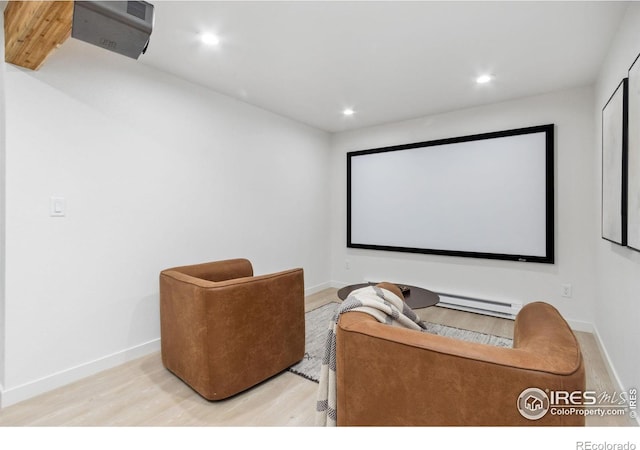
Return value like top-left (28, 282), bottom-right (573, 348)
top-left (315, 285), bottom-right (426, 426)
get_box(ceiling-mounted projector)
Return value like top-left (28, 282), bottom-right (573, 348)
top-left (72, 1), bottom-right (154, 60)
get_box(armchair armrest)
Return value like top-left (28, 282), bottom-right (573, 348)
top-left (161, 258), bottom-right (253, 283)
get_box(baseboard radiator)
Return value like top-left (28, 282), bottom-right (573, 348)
top-left (436, 292), bottom-right (522, 320)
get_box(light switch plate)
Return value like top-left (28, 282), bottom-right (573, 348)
top-left (50, 196), bottom-right (66, 217)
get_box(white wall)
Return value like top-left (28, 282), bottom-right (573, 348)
top-left (0, 2), bottom-right (7, 400)
top-left (330, 87), bottom-right (597, 327)
top-left (594, 3), bottom-right (640, 398)
top-left (1, 38), bottom-right (330, 406)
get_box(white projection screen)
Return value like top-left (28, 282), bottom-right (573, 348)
top-left (347, 124), bottom-right (555, 263)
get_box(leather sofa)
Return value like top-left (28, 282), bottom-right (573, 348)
top-left (335, 297), bottom-right (585, 426)
top-left (159, 258), bottom-right (305, 400)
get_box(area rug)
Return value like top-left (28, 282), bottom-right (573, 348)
top-left (288, 302), bottom-right (513, 383)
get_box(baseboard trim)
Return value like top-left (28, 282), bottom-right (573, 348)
top-left (565, 318), bottom-right (594, 333)
top-left (592, 324), bottom-right (624, 392)
top-left (0, 338), bottom-right (160, 409)
top-left (305, 281), bottom-right (332, 296)
top-left (591, 324), bottom-right (640, 426)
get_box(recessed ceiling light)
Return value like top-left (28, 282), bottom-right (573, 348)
top-left (342, 108), bottom-right (355, 116)
top-left (476, 74), bottom-right (493, 84)
top-left (201, 32), bottom-right (220, 46)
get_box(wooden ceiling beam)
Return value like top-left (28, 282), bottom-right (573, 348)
top-left (4, 1), bottom-right (73, 70)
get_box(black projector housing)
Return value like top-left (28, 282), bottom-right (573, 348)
top-left (72, 1), bottom-right (154, 60)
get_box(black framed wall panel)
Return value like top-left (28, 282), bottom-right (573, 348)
top-left (601, 78), bottom-right (628, 246)
top-left (627, 55), bottom-right (640, 252)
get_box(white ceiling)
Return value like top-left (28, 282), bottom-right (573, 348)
top-left (140, 1), bottom-right (629, 133)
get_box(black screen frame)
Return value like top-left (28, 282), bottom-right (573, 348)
top-left (346, 124), bottom-right (555, 264)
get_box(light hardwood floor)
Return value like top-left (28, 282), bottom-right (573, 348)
top-left (0, 288), bottom-right (635, 427)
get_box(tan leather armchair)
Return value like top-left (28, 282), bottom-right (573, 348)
top-left (335, 300), bottom-right (585, 426)
top-left (160, 258), bottom-right (305, 400)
